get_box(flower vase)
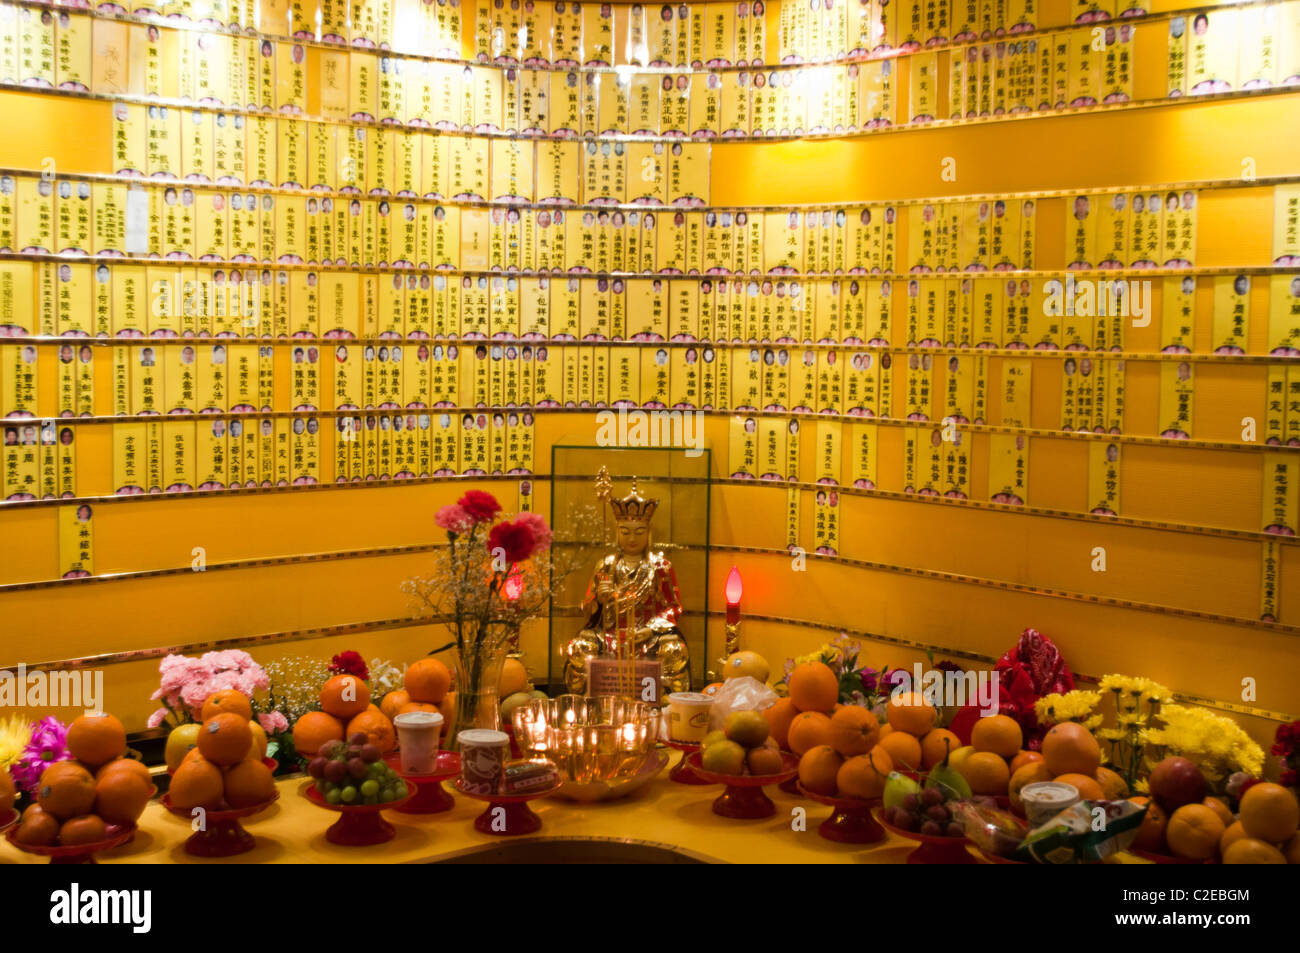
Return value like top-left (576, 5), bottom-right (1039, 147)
top-left (449, 640), bottom-right (508, 746)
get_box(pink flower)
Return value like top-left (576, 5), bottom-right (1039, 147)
top-left (458, 490), bottom-right (502, 524)
top-left (146, 708), bottom-right (168, 729)
top-left (514, 512), bottom-right (552, 556)
top-left (258, 711), bottom-right (289, 733)
top-left (488, 519), bottom-right (537, 565)
top-left (12, 717), bottom-right (72, 795)
top-left (435, 503), bottom-right (474, 534)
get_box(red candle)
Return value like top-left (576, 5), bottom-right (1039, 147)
top-left (724, 565), bottom-right (743, 625)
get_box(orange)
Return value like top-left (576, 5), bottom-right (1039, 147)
top-left (1053, 772), bottom-right (1104, 800)
top-left (1130, 796), bottom-right (1169, 853)
top-left (1166, 803), bottom-right (1226, 860)
top-left (1222, 838), bottom-right (1286, 864)
top-left (877, 730), bottom-right (923, 773)
top-left (95, 755), bottom-right (152, 785)
top-left (397, 701), bottom-right (440, 716)
top-left (971, 714), bottom-right (1023, 758)
top-left (918, 728), bottom-right (960, 770)
top-left (877, 723), bottom-right (894, 740)
top-left (15, 809), bottom-right (60, 846)
top-left (223, 759), bottom-right (276, 808)
top-left (787, 711), bottom-right (833, 756)
top-left (837, 747), bottom-right (893, 799)
top-left (201, 690), bottom-right (253, 723)
top-left (320, 674), bottom-right (372, 720)
top-left (1095, 766), bottom-right (1129, 800)
top-left (37, 763), bottom-right (96, 820)
top-left (1219, 820), bottom-right (1249, 856)
top-left (1009, 750), bottom-right (1044, 774)
top-left (60, 815), bottom-right (107, 846)
top-left (169, 756), bottom-right (225, 811)
top-left (198, 713), bottom-right (253, 766)
top-left (1041, 722), bottom-right (1101, 777)
top-left (885, 692), bottom-right (936, 737)
top-left (1282, 832), bottom-right (1300, 864)
top-left (702, 682), bottom-right (724, 697)
top-left (958, 752), bottom-right (1011, 795)
top-left (405, 658), bottom-right (452, 704)
top-left (1202, 796), bottom-right (1233, 829)
top-left (1008, 762), bottom-right (1054, 814)
top-left (1238, 782), bottom-right (1300, 843)
top-left (346, 708), bottom-right (397, 753)
top-left (94, 767), bottom-right (153, 825)
top-left (65, 712), bottom-right (127, 768)
top-left (763, 698), bottom-right (800, 750)
top-left (292, 711), bottom-right (345, 756)
top-left (787, 662), bottom-right (839, 714)
top-left (380, 689), bottom-right (411, 721)
top-left (499, 657), bottom-right (529, 697)
top-left (828, 706), bottom-right (880, 757)
top-left (797, 745), bottom-right (843, 797)
top-left (437, 693), bottom-right (457, 741)
top-left (0, 764), bottom-right (16, 816)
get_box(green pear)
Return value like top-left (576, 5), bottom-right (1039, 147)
top-left (164, 723), bottom-right (202, 773)
top-left (924, 738), bottom-right (973, 801)
top-left (882, 771), bottom-right (921, 810)
top-left (702, 730), bottom-right (728, 749)
top-left (701, 740), bottom-right (747, 776)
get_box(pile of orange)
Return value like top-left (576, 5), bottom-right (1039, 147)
top-left (970, 719), bottom-right (1131, 811)
top-left (293, 672), bottom-right (399, 759)
top-left (13, 712), bottom-right (155, 848)
top-left (169, 692), bottom-right (276, 813)
top-left (777, 662), bottom-right (901, 801)
top-left (379, 659), bottom-right (457, 744)
top-left (1135, 781), bottom-right (1300, 864)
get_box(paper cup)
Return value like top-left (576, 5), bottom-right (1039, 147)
top-left (666, 692), bottom-right (714, 743)
top-left (458, 728), bottom-right (510, 795)
top-left (394, 710), bottom-right (444, 775)
top-left (1021, 781), bottom-right (1081, 828)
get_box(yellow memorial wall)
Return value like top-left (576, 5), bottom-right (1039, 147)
top-left (0, 0), bottom-right (1297, 749)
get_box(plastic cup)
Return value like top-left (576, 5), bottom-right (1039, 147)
top-left (394, 710), bottom-right (444, 775)
top-left (1021, 781), bottom-right (1081, 828)
top-left (458, 729), bottom-right (510, 795)
top-left (666, 692), bottom-right (714, 743)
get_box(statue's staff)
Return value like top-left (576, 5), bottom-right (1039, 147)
top-left (594, 467), bottom-right (630, 694)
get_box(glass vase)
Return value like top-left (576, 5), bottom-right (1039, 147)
top-left (449, 633), bottom-right (508, 746)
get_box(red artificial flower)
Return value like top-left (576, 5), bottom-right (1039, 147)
top-left (458, 490), bottom-right (502, 524)
top-left (488, 519), bottom-right (536, 566)
top-left (330, 651), bottom-right (369, 681)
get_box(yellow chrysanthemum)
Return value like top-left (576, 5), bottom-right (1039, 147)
top-left (1145, 705), bottom-right (1265, 781)
top-left (1035, 690), bottom-right (1101, 726)
top-left (0, 714), bottom-right (32, 769)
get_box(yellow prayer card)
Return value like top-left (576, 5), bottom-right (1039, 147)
top-left (1211, 274), bottom-right (1250, 354)
top-left (728, 415), bottom-right (758, 478)
top-left (1157, 360), bottom-right (1194, 439)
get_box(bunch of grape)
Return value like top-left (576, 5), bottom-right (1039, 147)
top-left (881, 789), bottom-right (996, 838)
top-left (308, 733), bottom-right (409, 806)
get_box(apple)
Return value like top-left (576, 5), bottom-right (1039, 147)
top-left (500, 692), bottom-right (533, 720)
top-left (164, 723), bottom-right (202, 773)
top-left (701, 740), bottom-right (747, 776)
top-left (1148, 756), bottom-right (1208, 811)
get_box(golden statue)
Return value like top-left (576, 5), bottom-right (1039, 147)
top-left (563, 472), bottom-right (692, 696)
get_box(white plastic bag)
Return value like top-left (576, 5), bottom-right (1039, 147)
top-left (707, 676), bottom-right (779, 731)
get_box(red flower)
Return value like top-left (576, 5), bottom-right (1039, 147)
top-left (458, 490), bottom-right (502, 524)
top-left (330, 651), bottom-right (369, 681)
top-left (488, 520), bottom-right (536, 566)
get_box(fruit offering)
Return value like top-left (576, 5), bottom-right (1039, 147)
top-left (497, 657), bottom-right (548, 724)
top-left (881, 784), bottom-right (987, 839)
top-left (797, 706), bottom-right (894, 800)
top-left (14, 713), bottom-right (152, 849)
top-left (700, 710), bottom-right (783, 777)
top-left (307, 733), bottom-right (410, 806)
top-left (379, 659), bottom-right (457, 741)
top-left (169, 698), bottom-right (276, 812)
top-left (722, 651), bottom-right (770, 683)
top-left (294, 673), bottom-right (398, 758)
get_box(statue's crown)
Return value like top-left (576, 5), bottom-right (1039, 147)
top-left (608, 477), bottom-right (658, 523)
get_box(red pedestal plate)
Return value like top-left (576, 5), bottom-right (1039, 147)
top-left (797, 785), bottom-right (886, 844)
top-left (684, 751), bottom-right (799, 819)
top-left (455, 777), bottom-right (561, 836)
top-left (162, 789), bottom-right (279, 857)
top-left (301, 781), bottom-right (416, 846)
top-left (876, 810), bottom-right (977, 864)
top-left (6, 823), bottom-right (136, 865)
top-left (660, 738), bottom-right (709, 785)
top-left (384, 751), bottom-right (462, 814)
